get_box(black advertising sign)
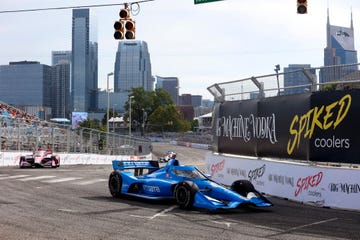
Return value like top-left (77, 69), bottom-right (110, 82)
top-left (213, 89), bottom-right (360, 164)
top-left (258, 93), bottom-right (311, 160)
top-left (309, 90), bottom-right (360, 164)
top-left (215, 99), bottom-right (258, 156)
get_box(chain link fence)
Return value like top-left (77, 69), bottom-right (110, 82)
top-left (208, 63), bottom-right (360, 102)
top-left (0, 116), bottom-right (151, 156)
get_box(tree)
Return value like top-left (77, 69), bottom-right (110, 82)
top-left (79, 118), bottom-right (104, 131)
top-left (148, 105), bottom-right (191, 132)
top-left (123, 87), bottom-right (174, 131)
top-left (321, 83), bottom-right (337, 91)
top-left (191, 119), bottom-right (199, 131)
top-left (101, 109), bottom-right (119, 127)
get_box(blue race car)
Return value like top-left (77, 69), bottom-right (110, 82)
top-left (108, 158), bottom-right (272, 211)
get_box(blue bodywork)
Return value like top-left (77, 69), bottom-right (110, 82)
top-left (110, 158), bottom-right (272, 211)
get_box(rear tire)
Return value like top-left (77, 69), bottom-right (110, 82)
top-left (109, 171), bottom-right (122, 198)
top-left (174, 181), bottom-right (198, 210)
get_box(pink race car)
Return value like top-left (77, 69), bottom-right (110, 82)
top-left (19, 150), bottom-right (60, 168)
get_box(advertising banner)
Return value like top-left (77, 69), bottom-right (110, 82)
top-left (213, 89), bottom-right (360, 164)
top-left (257, 93), bottom-right (311, 159)
top-left (206, 153), bottom-right (360, 211)
top-left (309, 90), bottom-right (360, 164)
top-left (215, 100), bottom-right (258, 156)
top-left (71, 112), bottom-right (88, 129)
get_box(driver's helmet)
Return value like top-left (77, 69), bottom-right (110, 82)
top-left (169, 151), bottom-right (177, 159)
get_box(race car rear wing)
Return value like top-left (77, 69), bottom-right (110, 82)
top-left (112, 160), bottom-right (160, 171)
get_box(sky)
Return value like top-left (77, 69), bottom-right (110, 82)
top-left (1, 0), bottom-right (360, 100)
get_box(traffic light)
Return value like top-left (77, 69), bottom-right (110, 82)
top-left (114, 7), bottom-right (136, 40)
top-left (119, 8), bottom-right (130, 19)
top-left (297, 0), bottom-right (307, 14)
top-left (113, 20), bottom-right (124, 40)
top-left (125, 19), bottom-right (136, 40)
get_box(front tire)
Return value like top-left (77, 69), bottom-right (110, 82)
top-left (174, 181), bottom-right (198, 210)
top-left (109, 171), bottom-right (122, 198)
top-left (230, 180), bottom-right (255, 197)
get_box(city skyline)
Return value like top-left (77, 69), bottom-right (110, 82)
top-left (1, 0), bottom-right (360, 99)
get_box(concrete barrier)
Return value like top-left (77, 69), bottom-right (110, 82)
top-left (205, 153), bottom-right (360, 211)
top-left (0, 151), bottom-right (152, 167)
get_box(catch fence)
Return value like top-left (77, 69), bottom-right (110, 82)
top-left (0, 117), bottom-right (151, 156)
top-left (208, 63), bottom-right (360, 102)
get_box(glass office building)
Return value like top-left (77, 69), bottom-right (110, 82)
top-left (191, 95), bottom-right (202, 107)
top-left (114, 41), bottom-right (154, 94)
top-left (155, 76), bottom-right (179, 105)
top-left (51, 51), bottom-right (72, 118)
top-left (72, 9), bottom-right (98, 112)
top-left (321, 9), bottom-right (358, 83)
top-left (52, 51), bottom-right (72, 66)
top-left (0, 61), bottom-right (52, 107)
top-left (284, 64), bottom-right (316, 95)
top-left (52, 62), bottom-right (71, 118)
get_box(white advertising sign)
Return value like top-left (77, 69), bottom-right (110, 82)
top-left (206, 153), bottom-right (360, 211)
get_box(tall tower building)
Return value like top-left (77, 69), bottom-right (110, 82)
top-left (71, 9), bottom-right (98, 112)
top-left (52, 62), bottom-right (71, 118)
top-left (155, 76), bottom-right (179, 105)
top-left (51, 51), bottom-right (72, 119)
top-left (321, 9), bottom-right (358, 83)
top-left (114, 41), bottom-right (154, 95)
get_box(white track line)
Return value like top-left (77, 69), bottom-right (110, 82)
top-left (0, 175), bottom-right (31, 180)
top-left (42, 177), bottom-right (82, 183)
top-left (267, 218), bottom-right (338, 237)
top-left (74, 178), bottom-right (107, 185)
top-left (150, 206), bottom-right (177, 219)
top-left (210, 220), bottom-right (233, 228)
top-left (18, 176), bottom-right (56, 181)
top-left (130, 206), bottom-right (177, 220)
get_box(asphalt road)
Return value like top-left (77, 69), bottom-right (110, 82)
top-left (0, 142), bottom-right (359, 240)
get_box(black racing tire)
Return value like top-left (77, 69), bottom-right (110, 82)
top-left (109, 171), bottom-right (122, 198)
top-left (231, 180), bottom-right (255, 197)
top-left (174, 181), bottom-right (198, 210)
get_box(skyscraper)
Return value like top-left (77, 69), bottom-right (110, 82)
top-left (180, 94), bottom-right (192, 106)
top-left (71, 9), bottom-right (98, 112)
top-left (0, 61), bottom-right (52, 119)
top-left (191, 95), bottom-right (202, 107)
top-left (51, 51), bottom-right (72, 118)
top-left (52, 51), bottom-right (72, 66)
top-left (155, 76), bottom-right (179, 105)
top-left (321, 9), bottom-right (358, 83)
top-left (114, 41), bottom-right (154, 94)
top-left (52, 62), bottom-right (71, 118)
top-left (284, 64), bottom-right (316, 95)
